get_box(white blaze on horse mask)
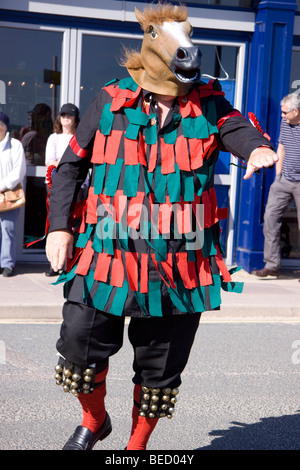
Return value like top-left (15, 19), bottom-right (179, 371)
top-left (124, 4), bottom-right (202, 97)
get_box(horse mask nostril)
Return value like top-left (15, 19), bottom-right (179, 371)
top-left (176, 48), bottom-right (187, 60)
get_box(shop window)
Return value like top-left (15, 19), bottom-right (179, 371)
top-left (0, 26), bottom-right (64, 253)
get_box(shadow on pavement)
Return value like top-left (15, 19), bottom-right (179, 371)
top-left (197, 411), bottom-right (300, 450)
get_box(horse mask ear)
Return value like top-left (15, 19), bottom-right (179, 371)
top-left (135, 7), bottom-right (145, 28)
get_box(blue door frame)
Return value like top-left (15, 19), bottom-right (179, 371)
top-left (235, 0), bottom-right (297, 272)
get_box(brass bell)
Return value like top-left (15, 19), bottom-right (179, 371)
top-left (161, 404), bottom-right (168, 410)
top-left (171, 388), bottom-right (179, 395)
top-left (148, 413), bottom-right (155, 418)
top-left (143, 393), bottom-right (150, 401)
top-left (84, 368), bottom-right (93, 376)
top-left (139, 411), bottom-right (146, 417)
top-left (150, 404), bottom-right (158, 411)
top-left (63, 385), bottom-right (70, 393)
top-left (162, 395), bottom-right (169, 402)
top-left (84, 375), bottom-right (92, 382)
top-left (71, 381), bottom-right (78, 389)
top-left (72, 373), bottom-right (81, 382)
top-left (163, 388), bottom-right (171, 394)
top-left (167, 414), bottom-right (173, 419)
top-left (152, 388), bottom-right (160, 394)
top-left (64, 369), bottom-right (72, 378)
top-left (82, 383), bottom-right (90, 390)
top-left (65, 378), bottom-right (71, 385)
top-left (56, 380), bottom-right (62, 386)
top-left (55, 364), bottom-right (63, 373)
top-left (151, 395), bottom-right (159, 402)
top-left (142, 386), bottom-right (150, 393)
top-left (170, 397), bottom-right (177, 404)
top-left (55, 373), bottom-right (61, 380)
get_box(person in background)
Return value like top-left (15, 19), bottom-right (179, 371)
top-left (252, 93), bottom-right (300, 277)
top-left (0, 112), bottom-right (26, 277)
top-left (45, 103), bottom-right (80, 277)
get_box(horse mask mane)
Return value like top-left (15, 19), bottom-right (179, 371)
top-left (122, 3), bottom-right (202, 97)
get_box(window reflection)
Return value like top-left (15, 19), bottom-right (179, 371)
top-left (0, 26), bottom-right (63, 252)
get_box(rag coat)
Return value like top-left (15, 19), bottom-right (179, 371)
top-left (48, 77), bottom-right (271, 318)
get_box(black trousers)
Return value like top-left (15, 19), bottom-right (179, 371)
top-left (57, 301), bottom-right (201, 389)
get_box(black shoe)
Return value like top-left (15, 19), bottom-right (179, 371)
top-left (45, 268), bottom-right (59, 277)
top-left (62, 413), bottom-right (112, 450)
top-left (3, 267), bottom-right (14, 277)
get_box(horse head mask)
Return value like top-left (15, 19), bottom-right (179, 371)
top-left (123, 3), bottom-right (202, 97)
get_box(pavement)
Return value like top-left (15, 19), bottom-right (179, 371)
top-left (0, 263), bottom-right (300, 323)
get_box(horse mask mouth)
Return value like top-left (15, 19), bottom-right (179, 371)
top-left (170, 46), bottom-right (202, 84)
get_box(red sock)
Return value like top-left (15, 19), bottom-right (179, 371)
top-left (126, 385), bottom-right (159, 450)
top-left (78, 366), bottom-right (108, 433)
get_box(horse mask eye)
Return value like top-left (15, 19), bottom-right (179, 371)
top-left (147, 25), bottom-right (158, 39)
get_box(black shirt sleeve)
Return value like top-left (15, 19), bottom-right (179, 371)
top-left (48, 91), bottom-right (103, 232)
top-left (214, 95), bottom-right (274, 161)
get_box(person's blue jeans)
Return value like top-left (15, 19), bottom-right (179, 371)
top-left (0, 209), bottom-right (20, 269)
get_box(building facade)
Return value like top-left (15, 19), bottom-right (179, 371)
top-left (0, 0), bottom-right (299, 271)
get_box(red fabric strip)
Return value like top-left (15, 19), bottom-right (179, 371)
top-left (66, 246), bottom-right (83, 272)
top-left (124, 137), bottom-right (139, 165)
top-left (125, 251), bottom-right (139, 291)
top-left (176, 199), bottom-right (192, 234)
top-left (189, 138), bottom-right (204, 170)
top-left (202, 191), bottom-right (212, 228)
top-left (160, 139), bottom-right (175, 174)
top-left (104, 130), bottom-right (123, 164)
top-left (203, 134), bottom-right (218, 161)
top-left (86, 187), bottom-right (99, 224)
top-left (91, 130), bottom-right (105, 164)
top-left (196, 251), bottom-right (212, 286)
top-left (148, 142), bottom-right (158, 172)
top-left (215, 246), bottom-right (232, 282)
top-left (94, 252), bottom-right (112, 282)
top-left (175, 252), bottom-right (198, 288)
top-left (127, 192), bottom-right (145, 229)
top-left (140, 253), bottom-right (148, 293)
top-left (209, 188), bottom-right (219, 226)
top-left (113, 190), bottom-right (127, 223)
top-left (75, 240), bottom-right (94, 276)
top-left (175, 135), bottom-right (190, 171)
top-left (70, 134), bottom-right (91, 159)
top-left (110, 249), bottom-right (124, 287)
top-left (138, 134), bottom-right (147, 166)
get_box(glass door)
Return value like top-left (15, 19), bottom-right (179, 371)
top-left (0, 24), bottom-right (69, 261)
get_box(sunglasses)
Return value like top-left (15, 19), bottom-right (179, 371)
top-left (281, 109), bottom-right (293, 115)
top-left (60, 113), bottom-right (74, 118)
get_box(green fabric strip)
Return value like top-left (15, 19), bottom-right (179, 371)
top-left (144, 169), bottom-right (154, 195)
top-left (92, 281), bottom-right (113, 311)
top-left (191, 285), bottom-right (205, 312)
top-left (205, 100), bottom-right (218, 135)
top-left (163, 113), bottom-right (180, 144)
top-left (208, 274), bottom-right (222, 310)
top-left (181, 171), bottom-right (195, 202)
top-left (75, 224), bottom-right (94, 248)
top-left (154, 165), bottom-right (166, 203)
top-left (92, 222), bottom-right (103, 253)
top-left (103, 158), bottom-right (123, 196)
top-left (201, 228), bottom-right (217, 257)
top-left (123, 163), bottom-right (140, 197)
top-left (119, 77), bottom-right (139, 91)
top-left (117, 220), bottom-right (129, 251)
top-left (109, 281), bottom-right (129, 315)
top-left (221, 281), bottom-right (244, 293)
top-left (194, 113), bottom-right (209, 139)
top-left (101, 217), bottom-right (115, 255)
top-left (145, 113), bottom-right (157, 145)
top-left (167, 281), bottom-right (193, 313)
top-left (52, 264), bottom-right (77, 285)
top-left (134, 289), bottom-right (147, 315)
top-left (148, 281), bottom-right (163, 317)
top-left (167, 163), bottom-right (181, 203)
top-left (94, 163), bottom-right (106, 195)
top-left (181, 117), bottom-right (195, 138)
top-left (194, 162), bottom-right (209, 195)
top-left (99, 103), bottom-right (114, 135)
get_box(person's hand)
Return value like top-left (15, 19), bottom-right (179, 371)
top-left (244, 147), bottom-right (278, 180)
top-left (46, 229), bottom-right (74, 272)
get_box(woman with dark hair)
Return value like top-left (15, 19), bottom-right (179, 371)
top-left (45, 103), bottom-right (79, 168)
